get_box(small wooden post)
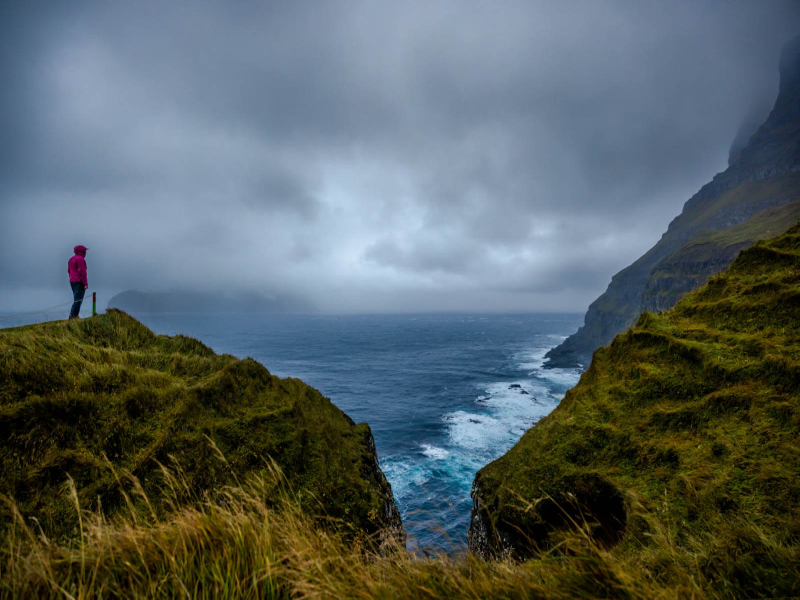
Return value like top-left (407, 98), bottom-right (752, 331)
top-left (93, 292), bottom-right (97, 316)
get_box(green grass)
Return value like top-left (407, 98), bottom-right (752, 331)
top-left (684, 171), bottom-right (800, 228)
top-left (689, 199), bottom-right (800, 247)
top-left (0, 310), bottom-right (400, 544)
top-left (0, 460), bottom-right (726, 599)
top-left (473, 222), bottom-right (800, 598)
top-left (643, 200), bottom-right (800, 308)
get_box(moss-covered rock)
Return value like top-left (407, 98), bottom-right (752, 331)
top-left (470, 223), bottom-right (800, 593)
top-left (0, 310), bottom-right (402, 543)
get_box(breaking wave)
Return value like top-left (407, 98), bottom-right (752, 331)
top-left (382, 334), bottom-right (582, 546)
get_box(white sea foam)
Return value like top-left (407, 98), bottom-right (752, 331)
top-left (441, 338), bottom-right (582, 473)
top-left (381, 458), bottom-right (432, 500)
top-left (540, 370), bottom-right (581, 389)
top-left (421, 444), bottom-right (450, 460)
top-left (382, 446), bottom-right (479, 501)
top-left (483, 380), bottom-right (550, 402)
top-left (515, 345), bottom-right (582, 390)
top-left (445, 411), bottom-right (505, 451)
top-left (445, 380), bottom-right (556, 455)
top-left (515, 347), bottom-right (549, 371)
top-left (386, 337), bottom-right (581, 520)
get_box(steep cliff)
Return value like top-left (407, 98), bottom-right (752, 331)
top-left (545, 34), bottom-right (800, 368)
top-left (470, 222), bottom-right (800, 595)
top-left (641, 199), bottom-right (800, 312)
top-left (0, 310), bottom-right (402, 543)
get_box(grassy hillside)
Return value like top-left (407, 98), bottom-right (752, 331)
top-left (0, 310), bottom-right (401, 542)
top-left (471, 223), bottom-right (800, 597)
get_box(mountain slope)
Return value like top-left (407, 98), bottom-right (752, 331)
top-left (470, 222), bottom-right (800, 596)
top-left (546, 34), bottom-right (800, 368)
top-left (0, 310), bottom-right (401, 542)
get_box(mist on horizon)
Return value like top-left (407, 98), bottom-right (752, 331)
top-left (2, 1), bottom-right (799, 313)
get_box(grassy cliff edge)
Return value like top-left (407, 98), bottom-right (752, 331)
top-left (471, 223), bottom-right (800, 597)
top-left (0, 310), bottom-right (402, 542)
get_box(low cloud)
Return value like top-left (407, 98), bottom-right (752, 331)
top-left (1, 1), bottom-right (799, 312)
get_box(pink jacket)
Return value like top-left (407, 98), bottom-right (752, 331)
top-left (68, 246), bottom-right (88, 286)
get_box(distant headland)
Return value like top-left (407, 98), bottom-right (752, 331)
top-left (107, 289), bottom-right (316, 314)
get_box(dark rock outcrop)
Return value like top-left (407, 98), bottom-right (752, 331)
top-left (545, 35), bottom-right (800, 369)
top-left (469, 473), bottom-right (627, 559)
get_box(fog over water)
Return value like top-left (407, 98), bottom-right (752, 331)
top-left (1, 1), bottom-right (799, 313)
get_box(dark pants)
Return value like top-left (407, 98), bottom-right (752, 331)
top-left (70, 281), bottom-right (85, 318)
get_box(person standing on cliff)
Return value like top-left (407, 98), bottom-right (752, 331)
top-left (68, 245), bottom-right (89, 320)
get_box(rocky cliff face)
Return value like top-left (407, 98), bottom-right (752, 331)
top-left (359, 422), bottom-right (404, 540)
top-left (545, 35), bottom-right (800, 369)
top-left (640, 241), bottom-right (749, 313)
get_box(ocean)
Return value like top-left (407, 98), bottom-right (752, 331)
top-left (2, 311), bottom-right (583, 551)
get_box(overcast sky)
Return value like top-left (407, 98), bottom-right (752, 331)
top-left (1, 1), bottom-right (799, 313)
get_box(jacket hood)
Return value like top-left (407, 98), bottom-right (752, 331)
top-left (73, 245), bottom-right (87, 257)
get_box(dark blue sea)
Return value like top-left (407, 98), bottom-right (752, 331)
top-left (2, 311), bottom-right (583, 550)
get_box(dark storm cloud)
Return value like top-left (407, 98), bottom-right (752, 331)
top-left (1, 0), bottom-right (799, 312)
top-left (247, 168), bottom-right (321, 218)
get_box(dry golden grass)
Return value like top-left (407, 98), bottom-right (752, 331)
top-left (0, 457), bottom-right (754, 599)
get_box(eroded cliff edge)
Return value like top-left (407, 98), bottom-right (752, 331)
top-left (545, 34), bottom-right (800, 369)
top-left (470, 223), bottom-right (800, 567)
top-left (0, 310), bottom-right (403, 544)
